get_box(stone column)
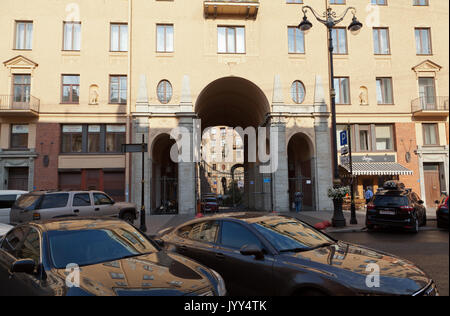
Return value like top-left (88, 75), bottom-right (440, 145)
top-left (177, 114), bottom-right (197, 215)
top-left (133, 117), bottom-right (151, 215)
top-left (269, 116), bottom-right (290, 213)
top-left (313, 75), bottom-right (333, 211)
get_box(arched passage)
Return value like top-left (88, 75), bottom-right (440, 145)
top-left (151, 133), bottom-right (178, 214)
top-left (195, 77), bottom-right (272, 211)
top-left (288, 133), bottom-right (315, 211)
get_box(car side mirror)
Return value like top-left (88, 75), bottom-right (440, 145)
top-left (418, 200), bottom-right (424, 205)
top-left (11, 259), bottom-right (35, 275)
top-left (240, 244), bottom-right (264, 260)
top-left (435, 200), bottom-right (440, 204)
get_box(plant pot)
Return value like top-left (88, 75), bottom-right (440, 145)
top-left (332, 198), bottom-right (346, 227)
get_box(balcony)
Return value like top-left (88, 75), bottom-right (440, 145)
top-left (411, 96), bottom-right (449, 118)
top-left (204, 0), bottom-right (259, 19)
top-left (0, 95), bottom-right (40, 117)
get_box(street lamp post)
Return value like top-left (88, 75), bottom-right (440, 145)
top-left (299, 5), bottom-right (362, 227)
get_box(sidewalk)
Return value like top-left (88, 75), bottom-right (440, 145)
top-left (290, 210), bottom-right (367, 233)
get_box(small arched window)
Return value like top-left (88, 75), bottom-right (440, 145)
top-left (291, 80), bottom-right (306, 104)
top-left (157, 80), bottom-right (173, 104)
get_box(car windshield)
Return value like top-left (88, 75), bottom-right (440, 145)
top-left (251, 217), bottom-right (334, 253)
top-left (373, 195), bottom-right (408, 207)
top-left (14, 194), bottom-right (41, 211)
top-left (48, 227), bottom-right (158, 269)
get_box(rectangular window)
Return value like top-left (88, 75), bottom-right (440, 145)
top-left (106, 125), bottom-right (126, 153)
top-left (156, 24), bottom-right (174, 52)
top-left (413, 0), bottom-right (428, 6)
top-left (62, 125), bottom-right (83, 153)
top-left (371, 0), bottom-right (387, 4)
top-left (376, 77), bottom-right (394, 104)
top-left (61, 75), bottom-right (80, 104)
top-left (63, 22), bottom-right (81, 51)
top-left (332, 28), bottom-right (347, 54)
top-left (418, 77), bottom-right (436, 109)
top-left (218, 26), bottom-right (245, 54)
top-left (358, 125), bottom-right (371, 152)
top-left (415, 28), bottom-right (432, 55)
top-left (15, 21), bottom-right (33, 50)
top-left (375, 125), bottom-right (394, 151)
top-left (288, 27), bottom-right (305, 54)
top-left (334, 77), bottom-right (350, 104)
top-left (13, 74), bottom-right (31, 104)
top-left (109, 76), bottom-right (127, 104)
top-left (61, 125), bottom-right (125, 154)
top-left (373, 28), bottom-right (390, 54)
top-left (330, 0), bottom-right (345, 4)
top-left (110, 24), bottom-right (128, 52)
top-left (88, 125), bottom-right (101, 153)
top-left (10, 124), bottom-right (29, 149)
top-left (423, 123), bottom-right (439, 145)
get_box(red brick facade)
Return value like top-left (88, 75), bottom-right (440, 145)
top-left (395, 122), bottom-right (421, 195)
top-left (33, 123), bottom-right (60, 191)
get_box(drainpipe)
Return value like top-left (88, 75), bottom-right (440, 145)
top-left (125, 0), bottom-right (133, 202)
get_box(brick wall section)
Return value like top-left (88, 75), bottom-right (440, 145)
top-left (395, 123), bottom-right (421, 196)
top-left (34, 123), bottom-right (60, 191)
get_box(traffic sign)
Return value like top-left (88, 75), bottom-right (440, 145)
top-left (341, 146), bottom-right (349, 155)
top-left (340, 130), bottom-right (348, 146)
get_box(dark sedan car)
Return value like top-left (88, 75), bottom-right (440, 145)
top-left (0, 218), bottom-right (226, 296)
top-left (157, 212), bottom-right (438, 296)
top-left (366, 181), bottom-right (427, 233)
top-left (435, 196), bottom-right (449, 229)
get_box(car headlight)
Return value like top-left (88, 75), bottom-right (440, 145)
top-left (210, 269), bottom-right (227, 296)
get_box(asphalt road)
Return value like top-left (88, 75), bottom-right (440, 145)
top-left (329, 223), bottom-right (449, 296)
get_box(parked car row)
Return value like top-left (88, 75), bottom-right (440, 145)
top-left (435, 195), bottom-right (449, 229)
top-left (156, 212), bottom-right (438, 296)
top-left (0, 190), bottom-right (138, 226)
top-left (0, 218), bottom-right (226, 296)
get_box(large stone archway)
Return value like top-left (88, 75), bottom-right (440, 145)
top-left (193, 76), bottom-right (289, 212)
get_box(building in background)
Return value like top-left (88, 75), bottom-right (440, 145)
top-left (0, 0), bottom-right (448, 213)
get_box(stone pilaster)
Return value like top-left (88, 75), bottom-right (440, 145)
top-left (132, 117), bottom-right (151, 215)
top-left (269, 115), bottom-right (290, 213)
top-left (177, 113), bottom-right (197, 214)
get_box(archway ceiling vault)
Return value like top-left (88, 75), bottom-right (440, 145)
top-left (195, 77), bottom-right (270, 130)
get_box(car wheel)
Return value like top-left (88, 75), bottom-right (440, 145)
top-left (409, 217), bottom-right (419, 234)
top-left (121, 211), bottom-right (135, 224)
top-left (421, 213), bottom-right (427, 227)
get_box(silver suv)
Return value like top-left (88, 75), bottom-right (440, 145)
top-left (9, 191), bottom-right (138, 225)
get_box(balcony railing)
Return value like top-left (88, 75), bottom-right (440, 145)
top-left (204, 0), bottom-right (259, 19)
top-left (411, 96), bottom-right (449, 116)
top-left (0, 95), bottom-right (40, 114)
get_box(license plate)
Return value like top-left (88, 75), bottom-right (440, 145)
top-left (379, 210), bottom-right (396, 215)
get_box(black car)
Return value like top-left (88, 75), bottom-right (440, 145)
top-left (157, 212), bottom-right (437, 296)
top-left (435, 196), bottom-right (449, 229)
top-left (366, 181), bottom-right (427, 233)
top-left (0, 218), bottom-right (226, 296)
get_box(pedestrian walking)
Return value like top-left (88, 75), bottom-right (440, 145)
top-left (295, 192), bottom-right (303, 213)
top-left (365, 187), bottom-right (373, 204)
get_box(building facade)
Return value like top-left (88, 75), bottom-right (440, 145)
top-left (0, 0), bottom-right (448, 215)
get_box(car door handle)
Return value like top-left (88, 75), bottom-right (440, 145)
top-left (215, 253), bottom-right (225, 260)
top-left (73, 209), bottom-right (80, 213)
top-left (95, 208), bottom-right (100, 211)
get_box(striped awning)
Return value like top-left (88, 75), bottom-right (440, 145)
top-left (340, 162), bottom-right (413, 176)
